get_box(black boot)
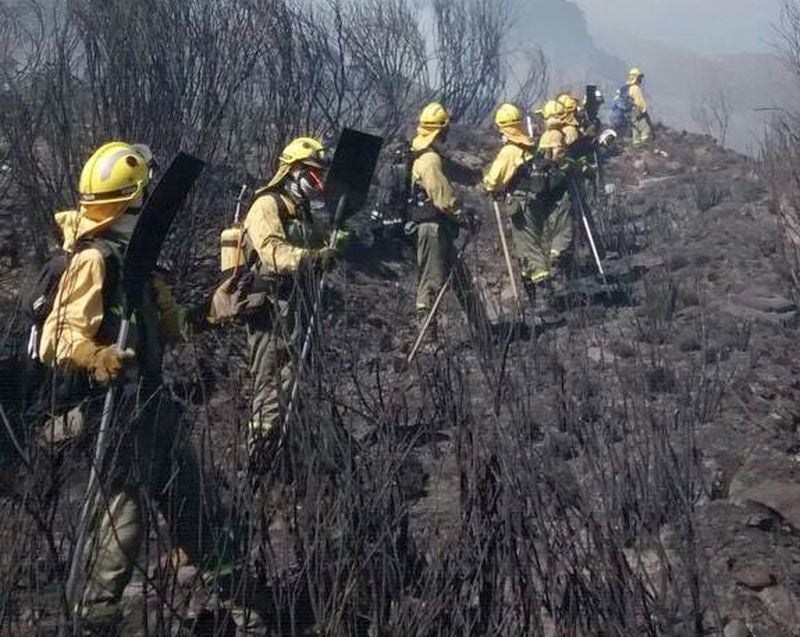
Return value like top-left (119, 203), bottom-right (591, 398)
top-left (524, 279), bottom-right (561, 329)
top-left (523, 279), bottom-right (537, 309)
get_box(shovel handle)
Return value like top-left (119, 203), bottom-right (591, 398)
top-left (64, 318), bottom-right (130, 626)
top-left (492, 200), bottom-right (521, 312)
top-left (282, 193), bottom-right (348, 435)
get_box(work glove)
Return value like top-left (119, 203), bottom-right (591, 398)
top-left (72, 341), bottom-right (136, 384)
top-left (330, 229), bottom-right (352, 252)
top-left (307, 247), bottom-right (338, 273)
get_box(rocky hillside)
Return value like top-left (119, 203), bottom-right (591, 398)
top-left (3, 127), bottom-right (800, 635)
top-left (179, 127), bottom-right (800, 635)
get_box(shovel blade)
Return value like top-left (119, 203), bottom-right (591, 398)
top-left (324, 129), bottom-right (383, 220)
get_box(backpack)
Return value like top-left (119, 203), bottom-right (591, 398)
top-left (372, 150), bottom-right (413, 236)
top-left (614, 84), bottom-right (634, 112)
top-left (510, 147), bottom-right (568, 200)
top-left (383, 155), bottom-right (412, 212)
top-left (208, 192), bottom-right (291, 324)
top-left (610, 84), bottom-right (634, 127)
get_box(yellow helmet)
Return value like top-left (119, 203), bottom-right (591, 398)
top-left (278, 136), bottom-right (327, 169)
top-left (537, 100), bottom-right (565, 121)
top-left (78, 141), bottom-right (149, 205)
top-left (262, 136), bottom-right (326, 192)
top-left (494, 103), bottom-right (523, 128)
top-left (628, 67), bottom-right (644, 79)
top-left (556, 93), bottom-right (579, 114)
top-left (412, 102), bottom-right (451, 151)
top-left (418, 102), bottom-right (450, 129)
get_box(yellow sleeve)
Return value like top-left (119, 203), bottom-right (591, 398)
top-left (413, 152), bottom-right (458, 214)
top-left (243, 194), bottom-right (310, 275)
top-left (628, 84), bottom-right (647, 113)
top-left (483, 145), bottom-right (525, 193)
top-left (40, 248), bottom-right (106, 366)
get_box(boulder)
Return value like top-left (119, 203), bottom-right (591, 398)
top-left (723, 618), bottom-right (752, 637)
top-left (757, 586), bottom-right (800, 632)
top-left (733, 480), bottom-right (800, 533)
top-left (733, 565), bottom-right (777, 591)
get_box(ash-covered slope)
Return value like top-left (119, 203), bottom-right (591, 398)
top-left (166, 127), bottom-right (800, 634)
top-left (3, 126), bottom-right (800, 635)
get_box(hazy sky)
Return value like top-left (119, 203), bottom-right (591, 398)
top-left (574, 0), bottom-right (783, 54)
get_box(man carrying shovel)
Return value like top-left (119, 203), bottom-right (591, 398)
top-left (39, 142), bottom-right (251, 633)
top-left (208, 131), bottom-right (383, 462)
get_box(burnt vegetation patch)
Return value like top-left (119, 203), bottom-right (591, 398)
top-left (2, 1), bottom-right (800, 636)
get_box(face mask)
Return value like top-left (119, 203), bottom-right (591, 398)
top-left (288, 167), bottom-right (325, 205)
top-left (109, 210), bottom-right (141, 241)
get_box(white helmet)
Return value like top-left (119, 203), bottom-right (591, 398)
top-left (599, 129), bottom-right (618, 147)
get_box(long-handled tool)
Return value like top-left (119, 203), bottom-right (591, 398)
top-left (407, 267), bottom-right (453, 364)
top-left (492, 200), bottom-right (521, 313)
top-left (64, 152), bottom-right (205, 632)
top-left (280, 129), bottom-right (383, 434)
top-left (567, 174), bottom-right (607, 287)
top-left (282, 193), bottom-right (347, 436)
top-left (407, 228), bottom-right (479, 364)
top-left (64, 319), bottom-right (130, 624)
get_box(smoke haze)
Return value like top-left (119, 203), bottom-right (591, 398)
top-left (574, 0), bottom-right (781, 55)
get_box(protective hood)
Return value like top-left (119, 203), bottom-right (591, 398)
top-left (261, 163), bottom-right (293, 193)
top-left (545, 116), bottom-right (564, 131)
top-left (562, 113), bottom-right (580, 127)
top-left (412, 125), bottom-right (445, 152)
top-left (501, 125), bottom-right (534, 148)
top-left (55, 201), bottom-right (130, 251)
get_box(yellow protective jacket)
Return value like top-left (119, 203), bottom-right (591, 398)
top-left (40, 210), bottom-right (182, 368)
top-left (627, 83), bottom-right (647, 114)
top-left (538, 129), bottom-right (567, 162)
top-left (483, 143), bottom-right (535, 194)
top-left (242, 191), bottom-right (320, 275)
top-left (40, 245), bottom-right (109, 366)
top-left (412, 149), bottom-right (458, 217)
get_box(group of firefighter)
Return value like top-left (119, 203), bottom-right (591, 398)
top-left (21, 68), bottom-right (651, 633)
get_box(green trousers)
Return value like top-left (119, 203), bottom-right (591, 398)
top-left (83, 389), bottom-right (217, 606)
top-left (415, 221), bottom-right (487, 332)
top-left (631, 113), bottom-right (652, 145)
top-left (246, 296), bottom-right (301, 440)
top-left (508, 188), bottom-right (573, 285)
top-left (415, 221), bottom-right (457, 313)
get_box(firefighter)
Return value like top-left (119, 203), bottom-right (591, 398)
top-left (40, 142), bottom-right (254, 631)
